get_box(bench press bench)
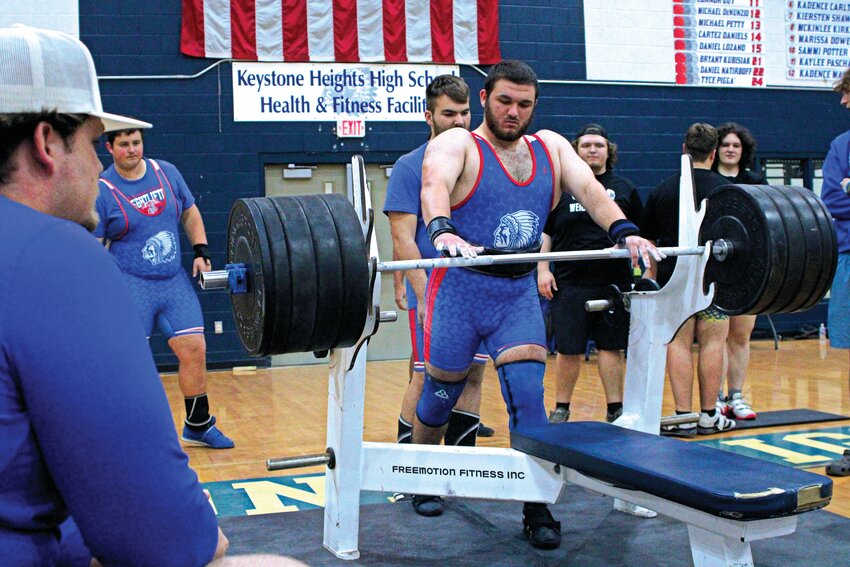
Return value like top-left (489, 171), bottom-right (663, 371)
top-left (513, 422), bottom-right (832, 565)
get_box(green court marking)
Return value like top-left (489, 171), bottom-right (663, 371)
top-left (694, 425), bottom-right (850, 468)
top-left (204, 473), bottom-right (395, 518)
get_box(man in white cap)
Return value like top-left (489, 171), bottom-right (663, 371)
top-left (0, 25), bottom-right (233, 566)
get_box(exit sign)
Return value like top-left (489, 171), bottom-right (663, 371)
top-left (336, 119), bottom-right (366, 138)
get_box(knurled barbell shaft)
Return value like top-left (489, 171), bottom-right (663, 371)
top-left (376, 245), bottom-right (713, 273)
top-left (200, 244), bottom-right (722, 290)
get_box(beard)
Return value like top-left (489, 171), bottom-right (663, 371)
top-left (484, 100), bottom-right (534, 142)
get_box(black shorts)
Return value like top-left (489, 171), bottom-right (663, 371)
top-left (550, 283), bottom-right (629, 355)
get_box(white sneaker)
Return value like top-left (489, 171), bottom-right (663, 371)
top-left (725, 393), bottom-right (756, 420)
top-left (697, 412), bottom-right (736, 435)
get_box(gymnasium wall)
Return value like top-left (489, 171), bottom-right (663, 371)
top-left (68, 0), bottom-right (850, 366)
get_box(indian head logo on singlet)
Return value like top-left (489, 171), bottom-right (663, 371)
top-left (493, 210), bottom-right (540, 249)
top-left (142, 231), bottom-right (177, 265)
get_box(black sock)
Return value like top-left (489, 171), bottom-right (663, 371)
top-left (606, 402), bottom-right (623, 414)
top-left (397, 416), bottom-right (412, 444)
top-left (185, 394), bottom-right (211, 431)
top-left (444, 410), bottom-right (479, 447)
top-left (556, 402), bottom-right (571, 411)
top-left (676, 410), bottom-right (691, 415)
top-left (703, 408), bottom-right (716, 417)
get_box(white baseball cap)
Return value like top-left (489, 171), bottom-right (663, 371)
top-left (0, 25), bottom-right (151, 132)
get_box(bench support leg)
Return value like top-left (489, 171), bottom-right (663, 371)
top-left (322, 345), bottom-right (368, 560)
top-left (687, 525), bottom-right (754, 567)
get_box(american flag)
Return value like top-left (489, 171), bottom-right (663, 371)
top-left (181, 0), bottom-right (501, 64)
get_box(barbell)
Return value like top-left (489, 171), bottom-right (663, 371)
top-left (201, 184), bottom-right (837, 357)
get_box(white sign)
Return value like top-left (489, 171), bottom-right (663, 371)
top-left (232, 62), bottom-right (459, 122)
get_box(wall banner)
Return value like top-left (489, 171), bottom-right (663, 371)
top-left (232, 62), bottom-right (460, 122)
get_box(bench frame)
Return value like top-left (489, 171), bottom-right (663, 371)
top-left (316, 155), bottom-right (822, 566)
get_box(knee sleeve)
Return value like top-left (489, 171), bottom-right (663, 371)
top-left (416, 373), bottom-right (468, 428)
top-left (496, 360), bottom-right (548, 432)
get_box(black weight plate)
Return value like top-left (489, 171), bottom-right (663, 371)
top-left (253, 197), bottom-right (293, 355)
top-left (743, 186), bottom-right (790, 314)
top-left (751, 185), bottom-right (807, 314)
top-left (295, 195), bottom-right (345, 352)
top-left (775, 186), bottom-right (827, 313)
top-left (700, 184), bottom-right (786, 315)
top-left (322, 193), bottom-right (369, 349)
top-left (793, 186), bottom-right (838, 311)
top-left (227, 199), bottom-right (274, 356)
top-left (270, 196), bottom-right (318, 354)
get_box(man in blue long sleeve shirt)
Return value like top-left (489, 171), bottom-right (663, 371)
top-left (821, 68), bottom-right (850, 352)
top-left (0, 26), bottom-right (226, 566)
top-left (821, 67), bottom-right (850, 478)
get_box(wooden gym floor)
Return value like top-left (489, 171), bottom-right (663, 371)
top-left (161, 338), bottom-right (850, 518)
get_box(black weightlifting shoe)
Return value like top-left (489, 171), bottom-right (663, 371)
top-left (411, 494), bottom-right (444, 517)
top-left (477, 423), bottom-right (495, 437)
top-left (522, 503), bottom-right (561, 550)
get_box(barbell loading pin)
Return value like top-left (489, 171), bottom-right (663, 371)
top-left (585, 299), bottom-right (613, 312)
top-left (267, 448), bottom-right (336, 471)
top-left (660, 413), bottom-right (701, 426)
top-left (379, 311), bottom-right (398, 323)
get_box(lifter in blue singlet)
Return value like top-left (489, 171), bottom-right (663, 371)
top-left (415, 60), bottom-right (662, 550)
top-left (95, 129), bottom-right (234, 449)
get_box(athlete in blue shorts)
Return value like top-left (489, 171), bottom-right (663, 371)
top-left (417, 60), bottom-right (661, 550)
top-left (95, 129), bottom-right (233, 449)
top-left (384, 75), bottom-right (490, 516)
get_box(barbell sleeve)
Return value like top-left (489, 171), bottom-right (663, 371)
top-left (199, 270), bottom-right (229, 290)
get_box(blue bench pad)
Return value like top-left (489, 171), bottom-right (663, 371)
top-left (511, 422), bottom-right (832, 520)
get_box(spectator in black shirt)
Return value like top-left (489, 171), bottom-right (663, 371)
top-left (712, 122), bottom-right (763, 421)
top-left (537, 124), bottom-right (643, 424)
top-left (642, 123), bottom-right (736, 436)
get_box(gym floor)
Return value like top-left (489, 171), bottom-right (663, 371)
top-left (161, 337), bottom-right (850, 519)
